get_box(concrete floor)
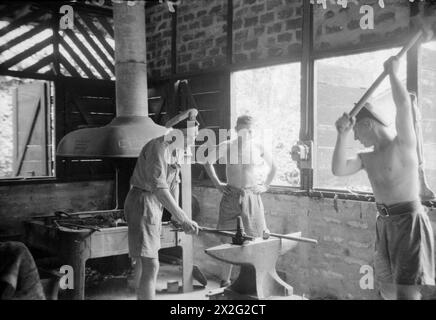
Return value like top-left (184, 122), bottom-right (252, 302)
top-left (83, 263), bottom-right (308, 300)
top-left (85, 263), bottom-right (221, 300)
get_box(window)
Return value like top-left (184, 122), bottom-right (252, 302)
top-left (0, 76), bottom-right (55, 179)
top-left (231, 63), bottom-right (301, 187)
top-left (315, 48), bottom-right (406, 192)
top-left (419, 40), bottom-right (436, 193)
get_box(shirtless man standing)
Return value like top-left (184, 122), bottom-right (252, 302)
top-left (332, 56), bottom-right (435, 300)
top-left (204, 115), bottom-right (277, 287)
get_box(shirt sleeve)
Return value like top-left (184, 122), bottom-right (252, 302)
top-left (147, 141), bottom-right (170, 192)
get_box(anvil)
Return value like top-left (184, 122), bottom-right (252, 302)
top-left (205, 232), bottom-right (302, 300)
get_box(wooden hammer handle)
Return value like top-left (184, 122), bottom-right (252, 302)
top-left (349, 30), bottom-right (424, 118)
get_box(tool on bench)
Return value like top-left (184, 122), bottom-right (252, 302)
top-left (51, 211), bottom-right (102, 232)
top-left (56, 222), bottom-right (102, 232)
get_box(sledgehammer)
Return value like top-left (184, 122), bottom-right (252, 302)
top-left (349, 27), bottom-right (432, 119)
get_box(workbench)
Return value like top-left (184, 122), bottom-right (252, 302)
top-left (23, 210), bottom-right (192, 300)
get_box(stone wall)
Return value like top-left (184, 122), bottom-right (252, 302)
top-left (313, 0), bottom-right (410, 52)
top-left (145, 0), bottom-right (305, 74)
top-left (232, 0), bottom-right (303, 64)
top-left (143, 0), bottom-right (428, 76)
top-left (177, 0), bottom-right (228, 73)
top-left (146, 3), bottom-right (172, 78)
top-left (193, 186), bottom-right (436, 300)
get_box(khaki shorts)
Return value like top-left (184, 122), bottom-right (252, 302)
top-left (124, 187), bottom-right (163, 259)
top-left (374, 207), bottom-right (435, 286)
top-left (217, 186), bottom-right (267, 238)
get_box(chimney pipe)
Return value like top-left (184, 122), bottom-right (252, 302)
top-left (114, 2), bottom-right (148, 117)
top-left (56, 1), bottom-right (168, 158)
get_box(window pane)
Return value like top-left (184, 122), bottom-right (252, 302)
top-left (0, 77), bottom-right (55, 179)
top-left (420, 41), bottom-right (436, 192)
top-left (315, 48), bottom-right (406, 192)
top-left (232, 63), bottom-right (301, 187)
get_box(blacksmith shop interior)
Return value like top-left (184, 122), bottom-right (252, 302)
top-left (0, 0), bottom-right (436, 301)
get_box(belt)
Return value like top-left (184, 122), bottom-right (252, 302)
top-left (376, 201), bottom-right (422, 217)
top-left (131, 185), bottom-right (151, 193)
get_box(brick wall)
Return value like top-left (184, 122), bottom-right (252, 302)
top-left (177, 0), bottom-right (228, 73)
top-left (193, 186), bottom-right (436, 299)
top-left (232, 0), bottom-right (303, 64)
top-left (146, 3), bottom-right (172, 78)
top-left (313, 0), bottom-right (410, 52)
top-left (143, 0), bottom-right (429, 77)
top-left (145, 0), bottom-right (305, 75)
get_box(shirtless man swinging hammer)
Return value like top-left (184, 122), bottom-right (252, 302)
top-left (332, 57), bottom-right (435, 300)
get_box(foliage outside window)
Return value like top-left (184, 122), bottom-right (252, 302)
top-left (231, 63), bottom-right (301, 187)
top-left (315, 48), bottom-right (406, 193)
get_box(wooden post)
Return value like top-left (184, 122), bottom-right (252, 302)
top-left (299, 0), bottom-right (315, 190)
top-left (180, 152), bottom-right (194, 293)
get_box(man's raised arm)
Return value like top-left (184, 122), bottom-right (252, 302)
top-left (385, 57), bottom-right (416, 148)
top-left (332, 113), bottom-right (363, 177)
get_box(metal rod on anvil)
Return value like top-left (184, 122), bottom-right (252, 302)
top-left (170, 226), bottom-right (254, 240)
top-left (263, 231), bottom-right (318, 245)
top-left (199, 227), bottom-right (255, 241)
top-left (172, 225), bottom-right (317, 244)
top-left (202, 228), bottom-right (319, 245)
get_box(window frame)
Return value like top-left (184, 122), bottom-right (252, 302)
top-left (298, 2), bottom-right (432, 204)
top-left (230, 61), bottom-right (303, 189)
top-left (306, 47), bottom-right (421, 201)
top-left (0, 73), bottom-right (57, 184)
top-left (311, 46), bottom-right (407, 195)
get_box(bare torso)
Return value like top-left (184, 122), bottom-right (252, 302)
top-left (224, 139), bottom-right (264, 189)
top-left (360, 138), bottom-right (419, 205)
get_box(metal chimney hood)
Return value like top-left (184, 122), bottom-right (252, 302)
top-left (57, 2), bottom-right (168, 158)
